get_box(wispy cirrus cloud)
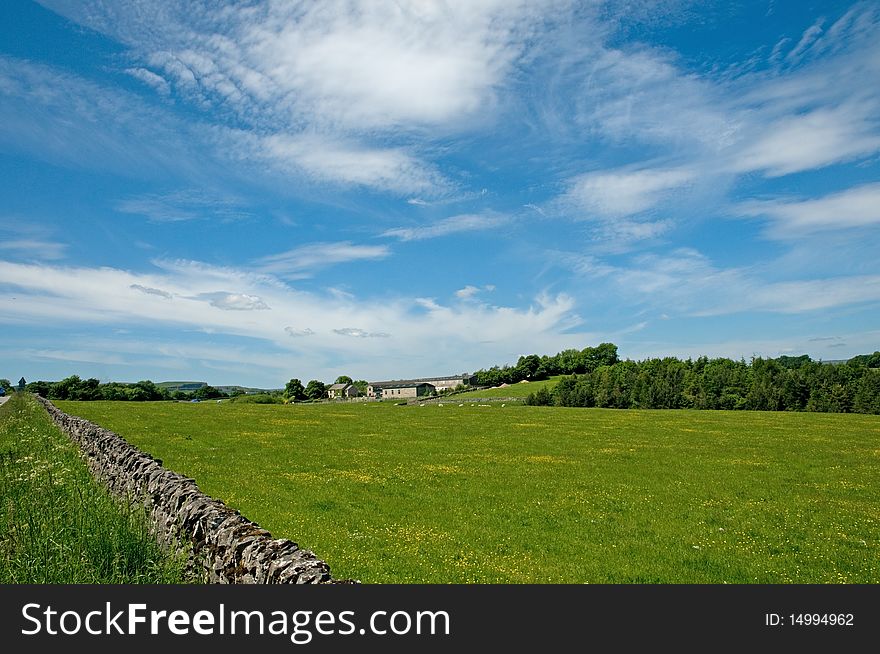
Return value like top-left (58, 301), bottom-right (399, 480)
top-left (256, 241), bottom-right (390, 277)
top-left (555, 246), bottom-right (880, 317)
top-left (0, 222), bottom-right (68, 261)
top-left (727, 103), bottom-right (880, 177)
top-left (116, 190), bottom-right (252, 223)
top-left (562, 167), bottom-right (695, 218)
top-left (540, 3), bottom-right (880, 251)
top-left (738, 182), bottom-right (880, 238)
top-left (0, 238), bottom-right (67, 261)
top-left (124, 67), bottom-right (170, 96)
top-left (0, 55), bottom-right (205, 179)
top-left (382, 212), bottom-right (509, 242)
top-left (254, 133), bottom-right (450, 196)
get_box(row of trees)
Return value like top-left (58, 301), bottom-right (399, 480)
top-left (523, 351), bottom-right (880, 414)
top-left (20, 376), bottom-right (231, 402)
top-left (283, 376), bottom-right (368, 402)
top-left (12, 374), bottom-right (370, 403)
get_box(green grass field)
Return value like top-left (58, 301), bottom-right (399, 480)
top-left (55, 400), bottom-right (879, 584)
top-left (452, 375), bottom-right (563, 399)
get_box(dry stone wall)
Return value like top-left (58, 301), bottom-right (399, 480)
top-left (36, 396), bottom-right (347, 584)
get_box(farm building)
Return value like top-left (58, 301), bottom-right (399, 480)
top-left (327, 383), bottom-right (360, 399)
top-left (367, 374), bottom-right (476, 399)
top-left (370, 382), bottom-right (436, 399)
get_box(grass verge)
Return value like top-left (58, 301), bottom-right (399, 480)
top-left (0, 393), bottom-right (189, 583)
top-left (453, 376), bottom-right (564, 400)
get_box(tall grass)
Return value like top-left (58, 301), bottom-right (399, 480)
top-left (0, 394), bottom-right (189, 583)
top-left (453, 376), bottom-right (564, 399)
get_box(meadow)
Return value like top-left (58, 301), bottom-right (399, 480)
top-left (452, 375), bottom-right (563, 399)
top-left (0, 394), bottom-right (188, 583)
top-left (56, 399), bottom-right (879, 584)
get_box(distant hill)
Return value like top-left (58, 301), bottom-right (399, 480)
top-left (157, 381), bottom-right (280, 395)
top-left (215, 385), bottom-right (282, 395)
top-left (156, 381), bottom-right (207, 392)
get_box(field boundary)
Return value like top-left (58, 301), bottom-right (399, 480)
top-left (35, 395), bottom-right (349, 584)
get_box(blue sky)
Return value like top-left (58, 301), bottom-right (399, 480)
top-left (1, 0), bottom-right (879, 388)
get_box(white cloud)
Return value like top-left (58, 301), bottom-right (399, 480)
top-left (576, 46), bottom-right (735, 151)
top-left (284, 326), bottom-right (314, 337)
top-left (728, 104), bottom-right (880, 177)
top-left (455, 285), bottom-right (495, 300)
top-left (558, 246), bottom-right (880, 317)
top-left (130, 284), bottom-right (172, 299)
top-left (27, 348), bottom-right (128, 366)
top-left (0, 238), bottom-right (67, 260)
top-left (257, 241), bottom-right (390, 276)
top-left (333, 328), bottom-right (390, 339)
top-left (739, 276), bottom-right (880, 315)
top-left (257, 133), bottom-right (449, 195)
top-left (596, 219), bottom-right (673, 243)
top-left (44, 0), bottom-right (559, 132)
top-left (116, 191), bottom-right (251, 222)
top-left (195, 292), bottom-right (270, 311)
top-left (0, 257), bottom-right (588, 380)
top-left (455, 285), bottom-right (481, 299)
top-left (125, 67), bottom-right (170, 95)
top-left (564, 167), bottom-right (694, 218)
top-left (382, 212), bottom-right (509, 241)
top-left (35, 0), bottom-right (568, 196)
top-left (786, 19), bottom-right (825, 64)
top-left (0, 56), bottom-right (204, 179)
top-left (738, 183), bottom-right (880, 237)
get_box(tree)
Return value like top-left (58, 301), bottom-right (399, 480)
top-left (284, 378), bottom-right (306, 402)
top-left (74, 377), bottom-right (102, 401)
top-left (353, 380), bottom-right (369, 395)
top-left (587, 343), bottom-right (619, 370)
top-left (0, 379), bottom-right (11, 393)
top-left (515, 354), bottom-right (542, 380)
top-left (847, 351), bottom-right (880, 368)
top-left (193, 385), bottom-right (224, 400)
top-left (25, 380), bottom-right (52, 397)
top-left (304, 380), bottom-right (327, 400)
top-left (49, 375), bottom-right (82, 400)
top-left (854, 370), bottom-right (880, 414)
top-left (525, 386), bottom-right (552, 406)
top-left (334, 375), bottom-right (353, 385)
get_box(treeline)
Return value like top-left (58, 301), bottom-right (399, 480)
top-left (22, 376), bottom-right (228, 402)
top-left (17, 374), bottom-right (369, 403)
top-left (523, 350), bottom-right (880, 414)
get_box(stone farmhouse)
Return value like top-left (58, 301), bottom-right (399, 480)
top-left (327, 383), bottom-right (360, 399)
top-left (367, 374), bottom-right (477, 399)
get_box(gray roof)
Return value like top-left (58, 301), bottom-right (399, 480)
top-left (328, 383), bottom-right (350, 390)
top-left (369, 375), bottom-right (471, 387)
top-left (371, 381), bottom-right (435, 389)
